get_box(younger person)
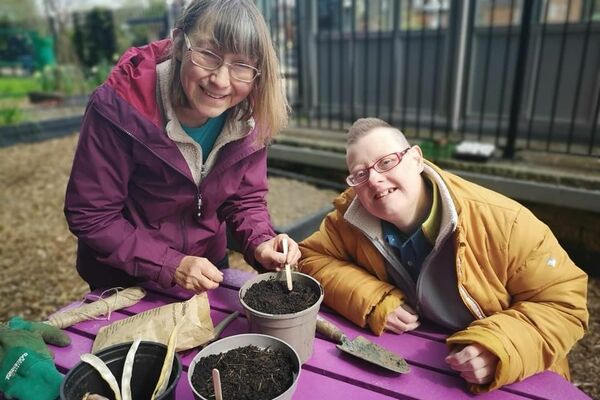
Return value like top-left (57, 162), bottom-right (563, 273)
top-left (299, 118), bottom-right (588, 391)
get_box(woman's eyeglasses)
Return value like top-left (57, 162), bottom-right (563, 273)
top-left (183, 33), bottom-right (261, 83)
top-left (346, 147), bottom-right (411, 187)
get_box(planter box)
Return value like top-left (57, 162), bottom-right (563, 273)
top-left (28, 91), bottom-right (65, 104)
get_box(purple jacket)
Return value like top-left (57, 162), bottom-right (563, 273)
top-left (64, 40), bottom-right (275, 289)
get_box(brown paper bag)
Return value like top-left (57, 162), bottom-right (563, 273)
top-left (92, 293), bottom-right (214, 353)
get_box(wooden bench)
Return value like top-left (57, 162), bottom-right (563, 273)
top-left (44, 268), bottom-right (589, 399)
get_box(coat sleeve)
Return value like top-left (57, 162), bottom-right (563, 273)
top-left (299, 207), bottom-right (405, 333)
top-left (218, 147), bottom-right (275, 267)
top-left (64, 104), bottom-right (185, 287)
top-left (447, 207), bottom-right (588, 392)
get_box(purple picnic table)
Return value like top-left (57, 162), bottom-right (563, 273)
top-left (46, 268), bottom-right (590, 400)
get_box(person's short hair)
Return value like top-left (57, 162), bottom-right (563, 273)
top-left (347, 118), bottom-right (409, 147)
top-left (169, 0), bottom-right (288, 142)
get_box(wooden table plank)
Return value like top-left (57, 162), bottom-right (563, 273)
top-left (51, 331), bottom-right (95, 372)
top-left (308, 339), bottom-right (532, 400)
top-left (175, 376), bottom-right (196, 398)
top-left (295, 369), bottom-right (399, 400)
top-left (178, 365), bottom-right (400, 400)
top-left (501, 373), bottom-right (591, 400)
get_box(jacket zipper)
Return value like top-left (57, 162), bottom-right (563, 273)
top-left (456, 255), bottom-right (486, 320)
top-left (180, 215), bottom-right (188, 254)
top-left (196, 193), bottom-right (203, 218)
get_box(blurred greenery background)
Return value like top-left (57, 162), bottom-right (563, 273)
top-left (0, 0), bottom-right (175, 125)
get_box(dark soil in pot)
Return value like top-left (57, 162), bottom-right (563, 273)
top-left (242, 279), bottom-right (319, 314)
top-left (190, 345), bottom-right (295, 400)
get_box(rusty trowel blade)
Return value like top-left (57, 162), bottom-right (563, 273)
top-left (337, 336), bottom-right (410, 374)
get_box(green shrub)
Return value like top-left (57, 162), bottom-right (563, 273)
top-left (0, 107), bottom-right (23, 126)
top-left (32, 61), bottom-right (114, 95)
top-left (419, 139), bottom-right (456, 161)
top-left (35, 65), bottom-right (87, 95)
top-left (86, 59), bottom-right (113, 89)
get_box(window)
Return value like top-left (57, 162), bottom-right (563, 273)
top-left (594, 0), bottom-right (600, 20)
top-left (542, 0), bottom-right (585, 23)
top-left (401, 0), bottom-right (450, 30)
top-left (475, 0), bottom-right (524, 27)
top-left (318, 0), bottom-right (450, 32)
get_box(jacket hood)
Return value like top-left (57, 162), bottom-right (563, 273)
top-left (106, 39), bottom-right (172, 129)
top-left (333, 188), bottom-right (356, 213)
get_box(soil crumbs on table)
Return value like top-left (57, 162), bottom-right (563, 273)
top-left (243, 279), bottom-right (319, 314)
top-left (191, 345), bottom-right (295, 400)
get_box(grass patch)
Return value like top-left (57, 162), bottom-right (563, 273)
top-left (0, 76), bottom-right (41, 99)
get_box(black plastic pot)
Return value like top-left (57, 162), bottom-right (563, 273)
top-left (60, 341), bottom-right (181, 400)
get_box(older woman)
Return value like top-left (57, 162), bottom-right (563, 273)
top-left (65, 0), bottom-right (299, 293)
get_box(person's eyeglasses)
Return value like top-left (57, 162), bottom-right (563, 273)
top-left (346, 147), bottom-right (411, 187)
top-left (183, 32), bottom-right (261, 83)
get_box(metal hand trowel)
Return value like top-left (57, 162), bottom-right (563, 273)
top-left (316, 315), bottom-right (410, 374)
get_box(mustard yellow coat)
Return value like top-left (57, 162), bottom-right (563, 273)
top-left (299, 163), bottom-right (588, 392)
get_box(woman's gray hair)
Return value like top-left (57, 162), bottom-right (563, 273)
top-left (168, 0), bottom-right (288, 142)
top-left (347, 118), bottom-right (409, 146)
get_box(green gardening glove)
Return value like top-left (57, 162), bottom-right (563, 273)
top-left (0, 317), bottom-right (71, 400)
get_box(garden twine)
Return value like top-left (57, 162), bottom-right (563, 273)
top-left (46, 286), bottom-right (146, 328)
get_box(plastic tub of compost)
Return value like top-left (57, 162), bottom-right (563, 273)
top-left (188, 333), bottom-right (301, 400)
top-left (239, 271), bottom-right (324, 363)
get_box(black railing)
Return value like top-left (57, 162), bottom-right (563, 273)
top-left (257, 0), bottom-right (600, 158)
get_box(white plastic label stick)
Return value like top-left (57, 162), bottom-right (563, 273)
top-left (282, 238), bottom-right (293, 291)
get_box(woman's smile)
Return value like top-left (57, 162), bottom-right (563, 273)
top-left (200, 86), bottom-right (229, 100)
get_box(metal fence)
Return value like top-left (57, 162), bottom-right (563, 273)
top-left (256, 0), bottom-right (600, 158)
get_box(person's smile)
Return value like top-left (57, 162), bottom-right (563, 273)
top-left (374, 187), bottom-right (398, 200)
top-left (200, 85), bottom-right (230, 100)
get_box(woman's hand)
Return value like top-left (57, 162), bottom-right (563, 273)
top-left (445, 343), bottom-right (499, 385)
top-left (254, 234), bottom-right (301, 271)
top-left (385, 304), bottom-right (420, 334)
top-left (173, 256), bottom-right (224, 293)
